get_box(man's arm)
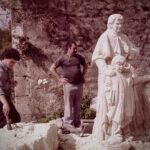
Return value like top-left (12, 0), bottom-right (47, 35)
top-left (50, 63), bottom-right (68, 84)
top-left (0, 68), bottom-right (10, 116)
top-left (0, 95), bottom-right (10, 116)
top-left (50, 63), bottom-right (60, 80)
top-left (82, 63), bottom-right (88, 78)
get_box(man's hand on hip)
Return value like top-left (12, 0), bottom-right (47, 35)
top-left (59, 77), bottom-right (68, 85)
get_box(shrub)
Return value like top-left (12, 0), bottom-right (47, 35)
top-left (80, 93), bottom-right (96, 119)
top-left (36, 92), bottom-right (96, 123)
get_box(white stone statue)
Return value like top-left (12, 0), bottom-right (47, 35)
top-left (103, 55), bottom-right (150, 144)
top-left (103, 55), bottom-right (134, 140)
top-left (91, 14), bottom-right (150, 144)
top-left (92, 14), bottom-right (139, 62)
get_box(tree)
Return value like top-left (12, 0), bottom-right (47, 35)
top-left (0, 0), bottom-right (11, 53)
top-left (0, 0), bottom-right (11, 10)
top-left (0, 28), bottom-right (11, 53)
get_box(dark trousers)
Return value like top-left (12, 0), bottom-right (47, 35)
top-left (0, 98), bottom-right (21, 128)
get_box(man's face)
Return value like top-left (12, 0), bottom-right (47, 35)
top-left (5, 59), bottom-right (17, 69)
top-left (112, 19), bottom-right (123, 33)
top-left (68, 43), bottom-right (77, 55)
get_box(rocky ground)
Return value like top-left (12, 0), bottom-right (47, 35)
top-left (58, 132), bottom-right (150, 150)
top-left (1, 119), bottom-right (150, 150)
top-left (0, 122), bottom-right (58, 150)
top-left (54, 118), bottom-right (150, 150)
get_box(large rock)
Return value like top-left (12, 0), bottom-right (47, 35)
top-left (58, 133), bottom-right (150, 150)
top-left (0, 122), bottom-right (58, 150)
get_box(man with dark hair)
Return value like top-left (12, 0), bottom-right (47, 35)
top-left (0, 48), bottom-right (21, 128)
top-left (50, 40), bottom-right (87, 132)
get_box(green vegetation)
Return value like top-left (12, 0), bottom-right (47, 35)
top-left (37, 109), bottom-right (64, 123)
top-left (0, 0), bottom-right (11, 10)
top-left (80, 93), bottom-right (96, 119)
top-left (0, 28), bottom-right (11, 53)
top-left (0, 0), bottom-right (11, 53)
top-left (37, 92), bottom-right (96, 123)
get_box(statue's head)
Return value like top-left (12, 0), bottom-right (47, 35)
top-left (111, 55), bottom-right (126, 73)
top-left (107, 14), bottom-right (124, 33)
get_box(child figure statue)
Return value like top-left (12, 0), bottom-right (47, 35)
top-left (101, 55), bottom-right (150, 144)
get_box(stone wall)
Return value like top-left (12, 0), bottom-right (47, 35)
top-left (12, 0), bottom-right (150, 121)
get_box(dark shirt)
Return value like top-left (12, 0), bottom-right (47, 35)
top-left (54, 54), bottom-right (86, 84)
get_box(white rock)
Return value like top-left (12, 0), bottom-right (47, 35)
top-left (0, 122), bottom-right (58, 150)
